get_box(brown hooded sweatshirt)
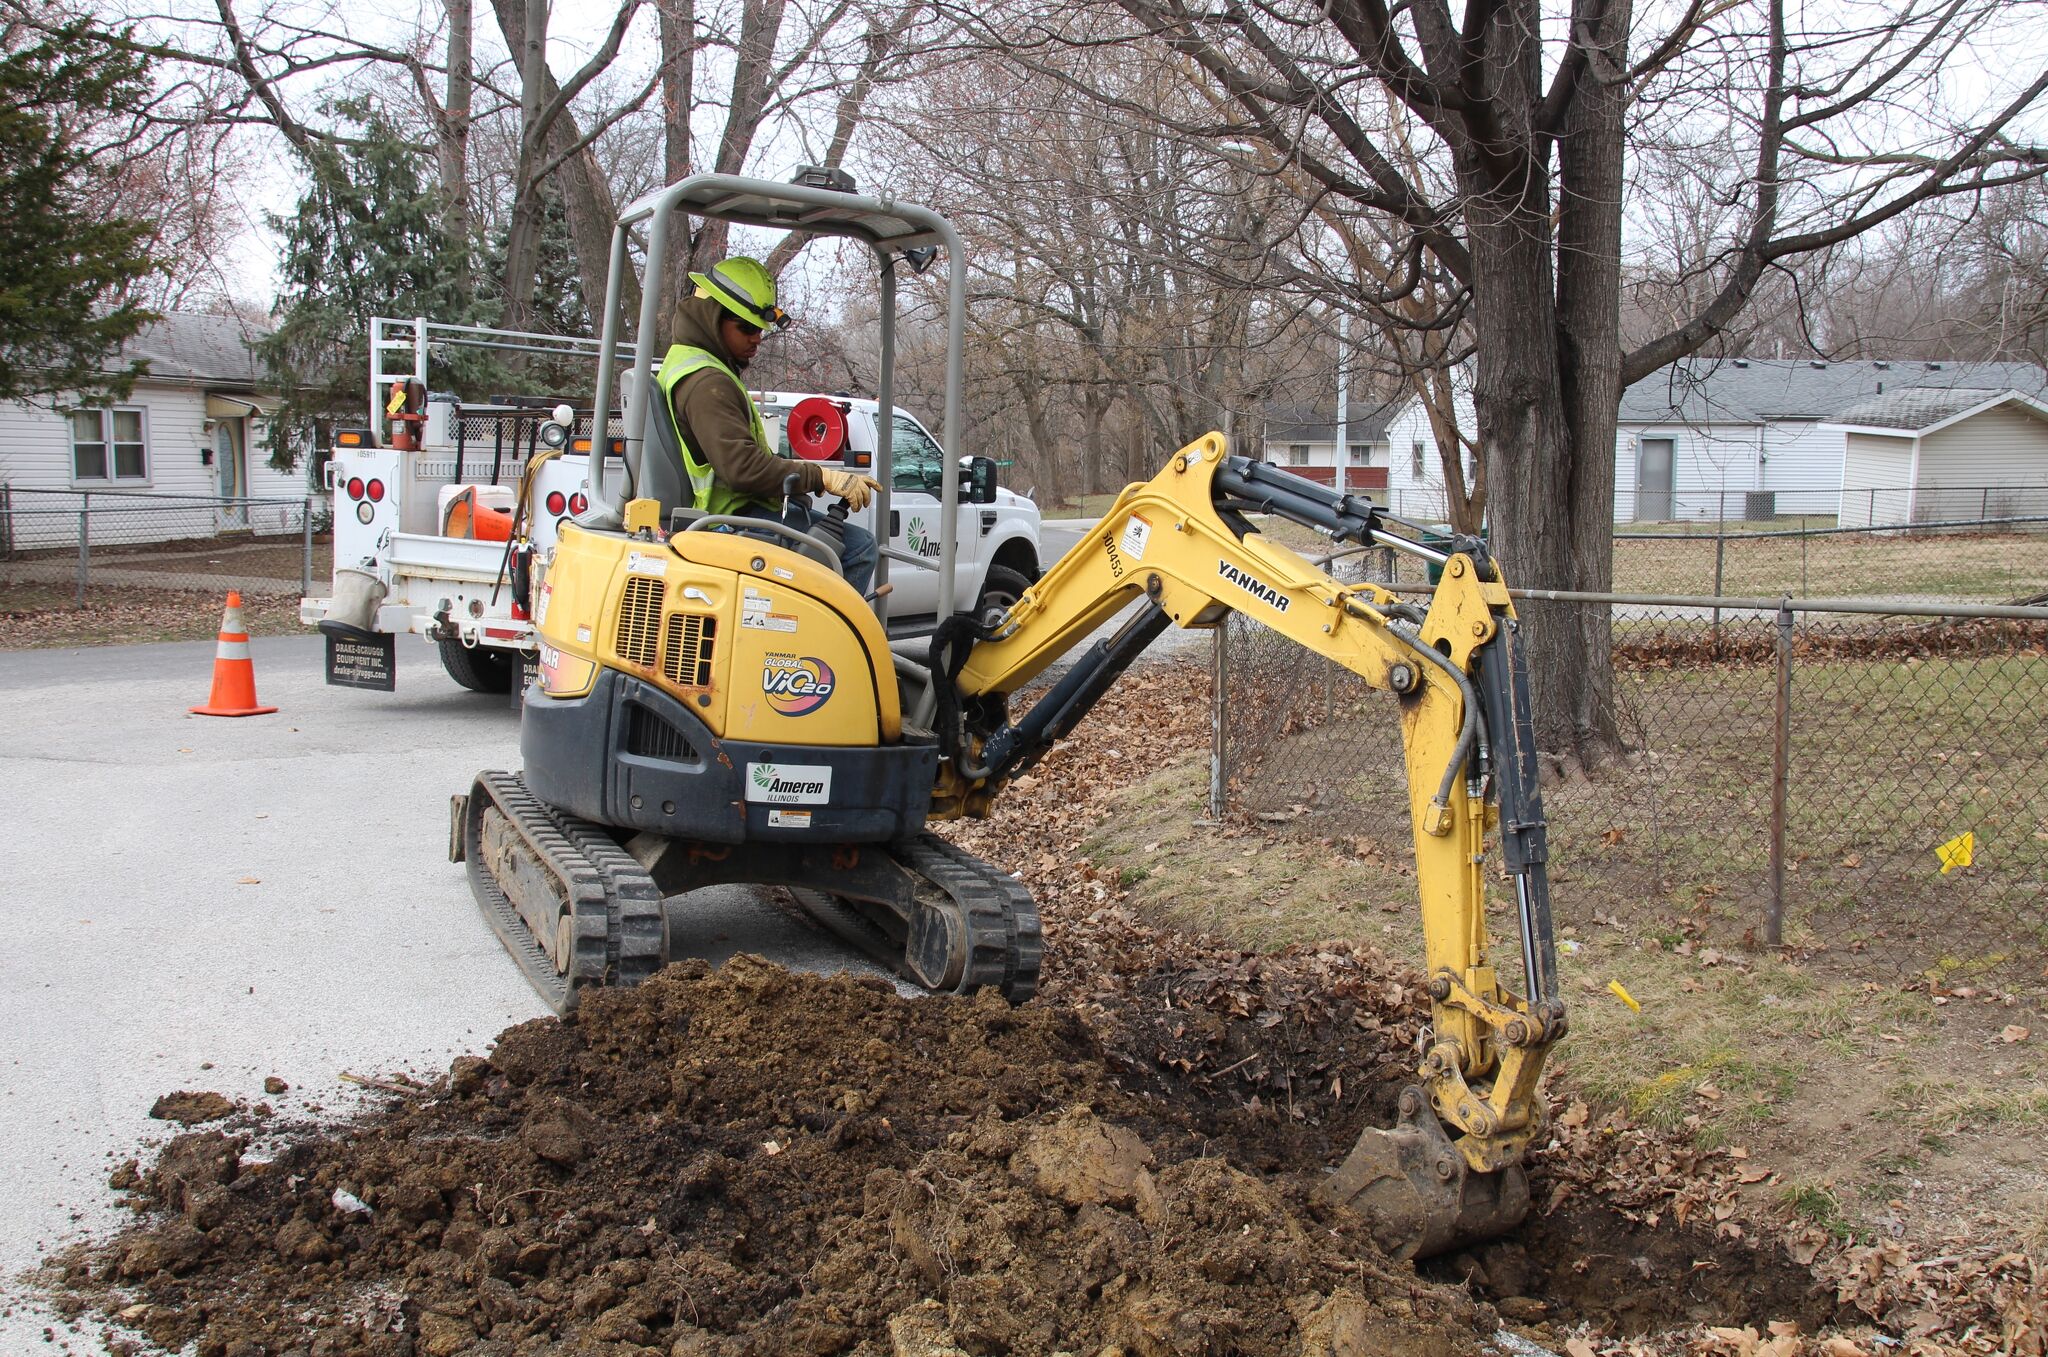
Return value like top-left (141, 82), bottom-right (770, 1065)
top-left (667, 294), bottom-right (825, 504)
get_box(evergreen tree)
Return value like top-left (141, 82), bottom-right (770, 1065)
top-left (0, 19), bottom-right (160, 404)
top-left (258, 98), bottom-right (493, 470)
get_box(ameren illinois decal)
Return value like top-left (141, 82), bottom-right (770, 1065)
top-left (746, 761), bottom-right (833, 805)
top-left (905, 516), bottom-right (942, 559)
top-left (761, 652), bottom-right (836, 715)
top-left (1217, 560), bottom-right (1291, 613)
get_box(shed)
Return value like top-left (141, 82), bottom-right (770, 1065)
top-left (1826, 388), bottom-right (2048, 527)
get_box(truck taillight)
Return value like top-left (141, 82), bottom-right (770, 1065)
top-left (366, 478), bottom-right (385, 503)
top-left (346, 476), bottom-right (364, 501)
top-left (569, 492), bottom-right (588, 515)
top-left (545, 491), bottom-right (566, 515)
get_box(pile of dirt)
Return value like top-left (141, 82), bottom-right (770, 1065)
top-left (52, 958), bottom-right (1500, 1357)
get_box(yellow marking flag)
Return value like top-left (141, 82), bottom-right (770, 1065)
top-left (1607, 979), bottom-right (1641, 1012)
top-left (1935, 831), bottom-right (1975, 875)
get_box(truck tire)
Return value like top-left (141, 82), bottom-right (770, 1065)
top-left (438, 638), bottom-right (515, 694)
top-left (975, 564), bottom-right (1033, 629)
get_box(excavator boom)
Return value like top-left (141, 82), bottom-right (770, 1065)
top-left (931, 434), bottom-right (1565, 1257)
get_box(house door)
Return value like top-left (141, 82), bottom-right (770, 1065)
top-left (1636, 437), bottom-right (1675, 520)
top-left (215, 418), bottom-right (248, 529)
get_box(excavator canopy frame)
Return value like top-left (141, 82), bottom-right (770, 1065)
top-left (582, 172), bottom-right (972, 620)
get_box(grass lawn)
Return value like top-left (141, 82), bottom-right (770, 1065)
top-left (0, 583), bottom-right (309, 649)
top-left (1612, 529), bottom-right (2048, 600)
top-left (1067, 647), bottom-right (2048, 1251)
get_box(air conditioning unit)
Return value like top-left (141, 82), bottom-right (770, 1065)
top-left (1743, 491), bottom-right (1777, 521)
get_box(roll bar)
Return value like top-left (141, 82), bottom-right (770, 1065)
top-left (583, 173), bottom-right (970, 619)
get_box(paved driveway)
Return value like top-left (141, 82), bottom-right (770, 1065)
top-left (0, 634), bottom-right (919, 1348)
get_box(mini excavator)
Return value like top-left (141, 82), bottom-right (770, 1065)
top-left (450, 171), bottom-right (1564, 1260)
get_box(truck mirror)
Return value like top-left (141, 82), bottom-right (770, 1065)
top-left (965, 457), bottom-right (998, 505)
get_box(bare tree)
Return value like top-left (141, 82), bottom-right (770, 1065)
top-left (935, 0), bottom-right (2048, 758)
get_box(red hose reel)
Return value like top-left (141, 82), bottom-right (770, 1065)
top-left (786, 396), bottom-right (849, 461)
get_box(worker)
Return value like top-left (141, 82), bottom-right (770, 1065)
top-left (658, 255), bottom-right (880, 593)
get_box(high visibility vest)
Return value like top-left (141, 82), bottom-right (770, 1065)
top-left (655, 344), bottom-right (768, 516)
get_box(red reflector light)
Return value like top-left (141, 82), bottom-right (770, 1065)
top-left (346, 477), bottom-right (364, 501)
top-left (568, 492), bottom-right (588, 515)
top-left (545, 490), bottom-right (566, 515)
top-left (850, 451), bottom-right (872, 467)
top-left (483, 627), bottom-right (523, 640)
top-left (366, 478), bottom-right (385, 503)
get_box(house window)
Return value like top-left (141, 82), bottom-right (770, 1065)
top-left (71, 408), bottom-right (148, 484)
top-left (1348, 443), bottom-right (1369, 464)
top-left (1411, 440), bottom-right (1426, 478)
top-left (1288, 443), bottom-right (1310, 465)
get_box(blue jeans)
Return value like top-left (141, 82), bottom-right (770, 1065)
top-left (730, 501), bottom-right (877, 596)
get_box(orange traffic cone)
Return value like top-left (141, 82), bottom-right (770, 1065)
top-left (191, 591), bottom-right (278, 717)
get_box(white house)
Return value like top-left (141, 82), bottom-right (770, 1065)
top-left (1379, 382), bottom-right (1478, 521)
top-left (1828, 388), bottom-right (2048, 527)
top-left (0, 313), bottom-right (300, 548)
top-left (1260, 400), bottom-right (1400, 492)
top-left (1615, 358), bottom-right (2048, 523)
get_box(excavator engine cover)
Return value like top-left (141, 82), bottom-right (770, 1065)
top-left (1316, 1085), bottom-right (1531, 1260)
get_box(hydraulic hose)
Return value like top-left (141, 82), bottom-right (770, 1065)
top-left (1347, 597), bottom-right (1481, 828)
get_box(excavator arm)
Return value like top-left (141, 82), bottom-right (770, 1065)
top-left (931, 433), bottom-right (1565, 1258)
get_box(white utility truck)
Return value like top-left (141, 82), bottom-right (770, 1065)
top-left (301, 317), bottom-right (1041, 696)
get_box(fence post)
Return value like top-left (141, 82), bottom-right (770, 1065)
top-left (1711, 490), bottom-right (1727, 648)
top-left (1209, 623), bottom-right (1228, 819)
top-left (302, 496), bottom-right (315, 594)
top-left (75, 493), bottom-right (89, 607)
top-left (1767, 597), bottom-right (1794, 947)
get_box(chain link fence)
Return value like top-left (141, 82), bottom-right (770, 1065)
top-left (0, 487), bottom-right (326, 605)
top-left (1343, 511), bottom-right (2048, 604)
top-left (1218, 575), bottom-right (2048, 989)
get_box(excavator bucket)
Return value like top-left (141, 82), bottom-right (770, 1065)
top-left (1315, 1086), bottom-right (1531, 1261)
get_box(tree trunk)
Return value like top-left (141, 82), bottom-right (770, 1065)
top-left (657, 0), bottom-right (696, 336)
top-left (498, 0), bottom-right (549, 331)
top-left (489, 0), bottom-right (636, 333)
top-left (439, 0), bottom-right (472, 291)
top-left (1549, 0), bottom-right (1631, 764)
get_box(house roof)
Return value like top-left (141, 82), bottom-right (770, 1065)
top-left (1617, 358), bottom-right (2048, 425)
top-left (1828, 386), bottom-right (2048, 435)
top-left (1263, 398), bottom-right (1402, 444)
top-left (124, 312), bottom-right (271, 388)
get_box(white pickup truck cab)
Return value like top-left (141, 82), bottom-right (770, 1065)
top-left (301, 319), bottom-right (1041, 696)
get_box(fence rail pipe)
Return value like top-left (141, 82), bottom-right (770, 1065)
top-left (1380, 583), bottom-right (2048, 621)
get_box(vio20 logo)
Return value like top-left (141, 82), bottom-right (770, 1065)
top-left (761, 655), bottom-right (836, 715)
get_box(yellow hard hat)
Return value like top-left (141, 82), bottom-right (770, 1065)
top-left (690, 256), bottom-right (789, 331)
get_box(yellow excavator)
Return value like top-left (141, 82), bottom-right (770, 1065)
top-left (451, 170), bottom-right (1564, 1261)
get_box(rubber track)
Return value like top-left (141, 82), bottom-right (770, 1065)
top-left (899, 833), bottom-right (1043, 1003)
top-left (468, 771), bottom-right (662, 1013)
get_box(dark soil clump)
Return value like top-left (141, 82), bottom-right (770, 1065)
top-left (148, 1090), bottom-right (238, 1125)
top-left (55, 958), bottom-right (1499, 1357)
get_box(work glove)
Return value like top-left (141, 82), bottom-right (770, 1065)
top-left (819, 467), bottom-right (881, 512)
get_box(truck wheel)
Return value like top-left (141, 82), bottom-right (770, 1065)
top-left (976, 564), bottom-right (1033, 628)
top-left (438, 638), bottom-right (515, 694)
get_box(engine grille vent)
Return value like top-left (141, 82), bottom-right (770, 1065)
top-left (661, 613), bottom-right (717, 688)
top-left (616, 577), bottom-right (664, 667)
top-left (625, 704), bottom-right (697, 762)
